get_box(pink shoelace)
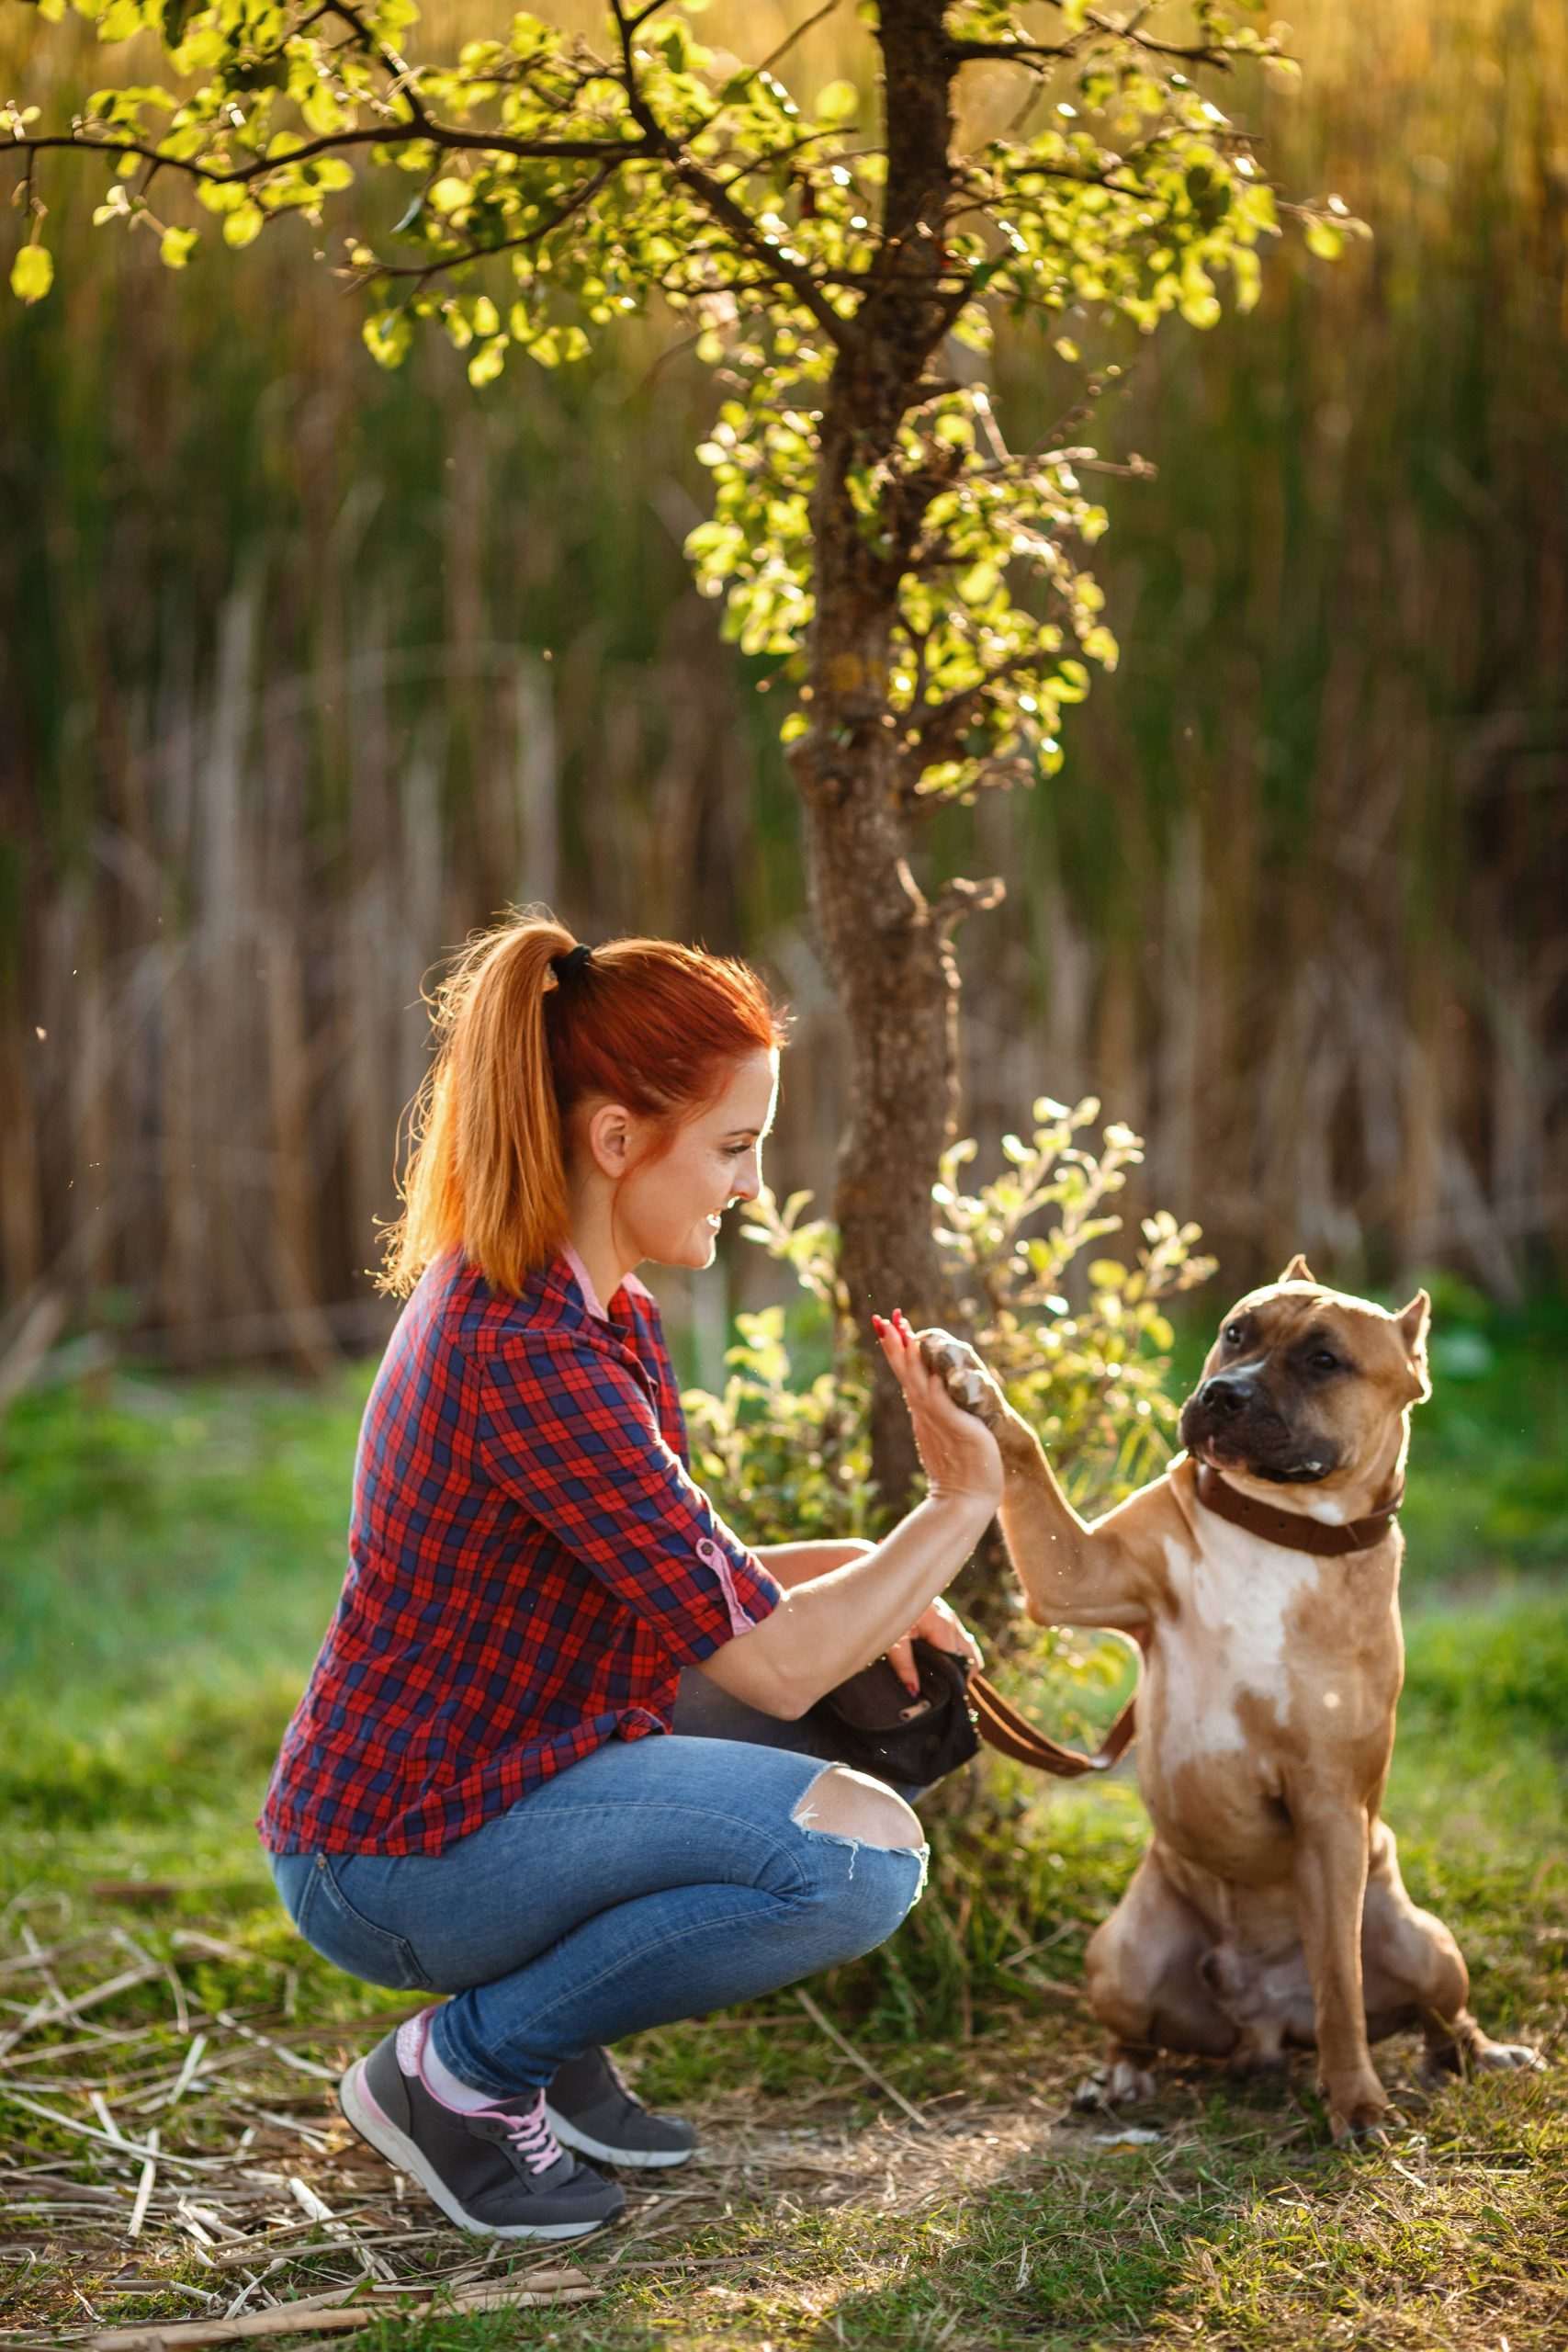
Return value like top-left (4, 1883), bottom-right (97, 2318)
top-left (398, 2011), bottom-right (563, 2176)
top-left (500, 2092), bottom-right (564, 2177)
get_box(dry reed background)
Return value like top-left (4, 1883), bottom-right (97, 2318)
top-left (2, 0), bottom-right (1565, 1374)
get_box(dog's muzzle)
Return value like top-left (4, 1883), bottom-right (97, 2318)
top-left (1179, 1375), bottom-right (1338, 1485)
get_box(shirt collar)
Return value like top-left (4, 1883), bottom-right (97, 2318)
top-left (561, 1243), bottom-right (651, 1328)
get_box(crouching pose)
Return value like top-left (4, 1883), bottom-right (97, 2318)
top-left (261, 917), bottom-right (993, 2238)
top-left (915, 1266), bottom-right (1540, 2143)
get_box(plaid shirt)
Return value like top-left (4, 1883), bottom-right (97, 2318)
top-left (259, 1247), bottom-right (781, 1856)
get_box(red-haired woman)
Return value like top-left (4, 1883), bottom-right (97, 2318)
top-left (262, 917), bottom-right (998, 2240)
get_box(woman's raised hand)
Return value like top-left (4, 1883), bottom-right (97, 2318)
top-left (872, 1308), bottom-right (1002, 1510)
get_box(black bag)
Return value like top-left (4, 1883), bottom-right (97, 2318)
top-left (808, 1636), bottom-right (980, 1789)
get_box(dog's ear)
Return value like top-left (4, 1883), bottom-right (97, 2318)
top-left (1279, 1253), bottom-right (1316, 1285)
top-left (1394, 1289), bottom-right (1432, 1401)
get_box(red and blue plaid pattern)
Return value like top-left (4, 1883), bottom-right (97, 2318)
top-left (259, 1249), bottom-right (781, 1856)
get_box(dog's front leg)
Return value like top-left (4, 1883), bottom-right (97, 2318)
top-left (916, 1329), bottom-right (1151, 1630)
top-left (1292, 1799), bottom-right (1391, 2142)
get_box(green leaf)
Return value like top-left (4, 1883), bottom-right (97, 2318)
top-left (9, 244), bottom-right (54, 304)
top-left (362, 308), bottom-right (412, 368)
top-left (158, 225), bottom-right (197, 267)
top-left (467, 335), bottom-right (508, 387)
top-left (221, 203), bottom-right (265, 250)
top-left (96, 0), bottom-right (150, 41)
top-left (816, 78), bottom-right (858, 124)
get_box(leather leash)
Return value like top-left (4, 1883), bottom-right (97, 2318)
top-left (969, 1667), bottom-right (1137, 1779)
top-left (968, 1464), bottom-right (1404, 1779)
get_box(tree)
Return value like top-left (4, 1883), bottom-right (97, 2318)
top-left (4, 0), bottom-right (1352, 1506)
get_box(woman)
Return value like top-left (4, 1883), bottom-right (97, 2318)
top-left (261, 916), bottom-right (1000, 2240)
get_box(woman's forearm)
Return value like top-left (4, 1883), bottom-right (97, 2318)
top-left (751, 1539), bottom-right (873, 1589)
top-left (698, 1497), bottom-right (992, 1719)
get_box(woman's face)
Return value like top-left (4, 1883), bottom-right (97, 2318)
top-left (582, 1049), bottom-right (780, 1272)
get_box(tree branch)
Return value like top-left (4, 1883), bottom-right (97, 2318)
top-left (949, 40), bottom-right (1077, 66)
top-left (607, 0), bottom-right (850, 341)
top-left (757, 0), bottom-right (844, 79)
top-left (897, 655), bottom-right (1040, 796)
top-left (929, 872), bottom-right (1007, 933)
top-left (351, 162), bottom-right (618, 289)
top-left (321, 0), bottom-right (434, 133)
top-left (1, 124), bottom-right (659, 184)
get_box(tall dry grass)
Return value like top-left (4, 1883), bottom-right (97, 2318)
top-left (1, 0), bottom-right (1563, 1370)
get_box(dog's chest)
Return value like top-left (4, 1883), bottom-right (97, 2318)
top-left (1149, 1519), bottom-right (1325, 1770)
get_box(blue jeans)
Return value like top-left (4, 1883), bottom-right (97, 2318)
top-left (268, 1675), bottom-right (927, 2097)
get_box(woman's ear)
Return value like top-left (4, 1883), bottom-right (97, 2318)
top-left (583, 1102), bottom-right (635, 1180)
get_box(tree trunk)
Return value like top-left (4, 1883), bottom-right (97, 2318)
top-left (791, 0), bottom-right (1001, 1517)
top-left (799, 752), bottom-right (968, 1512)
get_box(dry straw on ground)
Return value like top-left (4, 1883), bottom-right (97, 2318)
top-left (5, 1902), bottom-right (1563, 2350)
top-left (0, 1920), bottom-right (1083, 2346)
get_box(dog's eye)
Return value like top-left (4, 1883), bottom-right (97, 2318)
top-left (1224, 1322), bottom-right (1247, 1347)
top-left (1309, 1350), bottom-right (1342, 1374)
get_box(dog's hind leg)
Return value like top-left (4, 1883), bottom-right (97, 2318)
top-left (1077, 1847), bottom-right (1236, 2106)
top-left (1360, 1825), bottom-right (1542, 2080)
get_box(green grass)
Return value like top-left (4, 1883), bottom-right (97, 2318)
top-left (2, 1303), bottom-right (1565, 2348)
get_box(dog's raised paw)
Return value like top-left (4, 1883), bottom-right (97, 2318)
top-left (915, 1329), bottom-right (1003, 1425)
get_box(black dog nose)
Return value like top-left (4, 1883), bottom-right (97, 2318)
top-left (1201, 1376), bottom-right (1249, 1419)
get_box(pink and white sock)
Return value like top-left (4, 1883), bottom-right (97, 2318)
top-left (397, 2008), bottom-right (500, 2112)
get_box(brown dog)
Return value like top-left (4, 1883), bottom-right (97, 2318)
top-left (919, 1261), bottom-right (1540, 2141)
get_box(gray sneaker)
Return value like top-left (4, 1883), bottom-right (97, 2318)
top-left (544, 2044), bottom-right (697, 2170)
top-left (339, 2014), bottom-right (625, 2239)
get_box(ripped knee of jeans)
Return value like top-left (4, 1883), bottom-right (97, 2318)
top-left (790, 1763), bottom-right (924, 1855)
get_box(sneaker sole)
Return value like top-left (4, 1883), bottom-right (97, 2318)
top-left (340, 2060), bottom-right (619, 2240)
top-left (544, 2105), bottom-right (696, 2170)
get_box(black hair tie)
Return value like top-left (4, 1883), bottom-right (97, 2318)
top-left (550, 943), bottom-right (593, 981)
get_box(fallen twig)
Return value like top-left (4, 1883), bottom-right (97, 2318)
top-left (2, 2091), bottom-right (215, 2174)
top-left (215, 2018), bottom-right (337, 2085)
top-left (142, 2039), bottom-right (210, 2116)
top-left (126, 2132), bottom-right (160, 2241)
top-left (85, 2267), bottom-right (600, 2346)
top-left (793, 1990), bottom-right (928, 2131)
top-left (0, 1968), bottom-right (162, 2060)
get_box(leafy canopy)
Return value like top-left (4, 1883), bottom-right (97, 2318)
top-left (3, 0), bottom-right (1359, 801)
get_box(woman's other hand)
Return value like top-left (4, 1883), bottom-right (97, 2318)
top-left (886, 1595), bottom-right (983, 1698)
top-left (873, 1307), bottom-right (1002, 1510)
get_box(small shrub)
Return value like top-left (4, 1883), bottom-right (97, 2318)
top-left (683, 1095), bottom-right (1214, 1544)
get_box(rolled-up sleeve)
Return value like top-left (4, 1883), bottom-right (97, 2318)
top-left (474, 1338), bottom-right (781, 1665)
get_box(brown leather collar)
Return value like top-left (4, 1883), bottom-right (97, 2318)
top-left (1193, 1458), bottom-right (1403, 1555)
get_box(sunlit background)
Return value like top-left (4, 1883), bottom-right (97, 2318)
top-left (4, 0), bottom-right (1565, 1380)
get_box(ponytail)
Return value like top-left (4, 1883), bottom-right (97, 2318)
top-left (380, 910), bottom-right (787, 1298)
